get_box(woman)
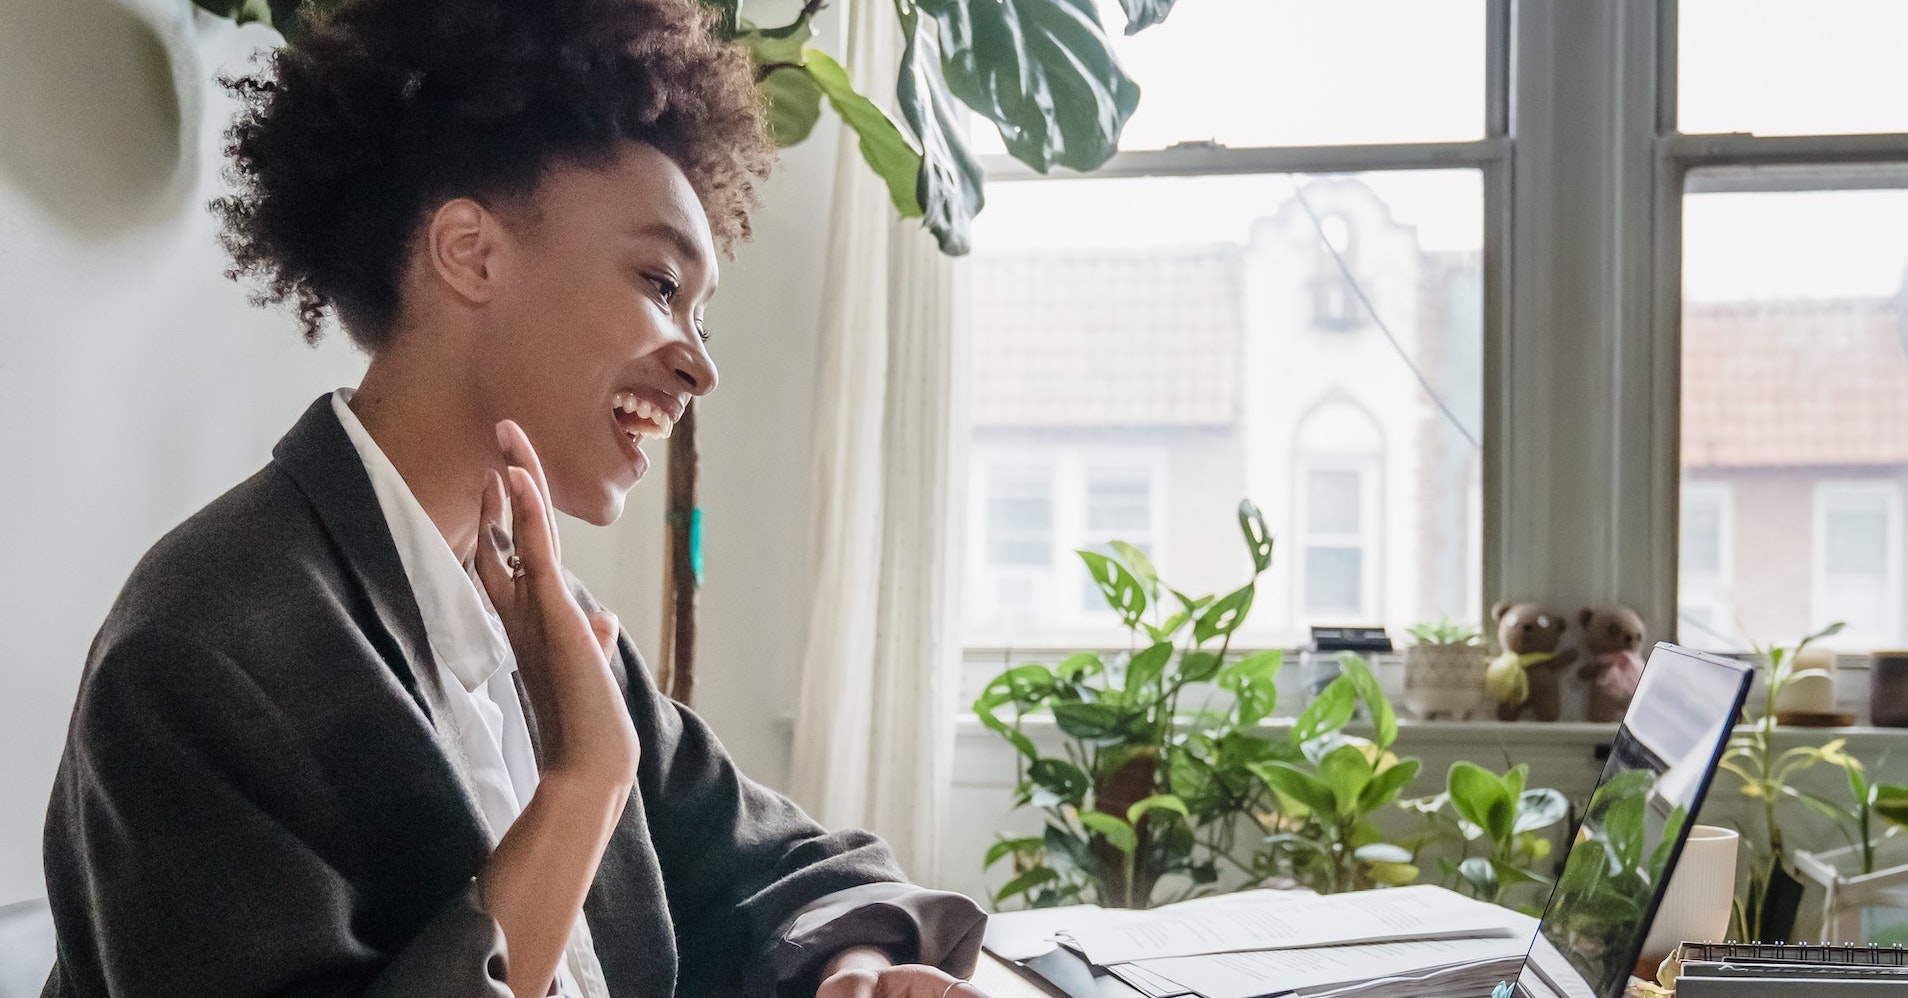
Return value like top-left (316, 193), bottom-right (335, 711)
top-left (39, 0), bottom-right (985, 995)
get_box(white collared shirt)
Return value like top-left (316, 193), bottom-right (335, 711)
top-left (332, 390), bottom-right (610, 998)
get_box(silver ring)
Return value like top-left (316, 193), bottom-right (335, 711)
top-left (507, 554), bottom-right (525, 580)
top-left (942, 980), bottom-right (967, 998)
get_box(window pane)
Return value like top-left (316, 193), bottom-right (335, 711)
top-left (987, 467), bottom-right (1053, 566)
top-left (1826, 506), bottom-right (1887, 577)
top-left (1679, 179), bottom-right (1908, 651)
top-left (968, 0), bottom-right (1486, 155)
top-left (1306, 469), bottom-right (1362, 536)
top-left (1305, 547), bottom-right (1364, 615)
top-left (1087, 470), bottom-right (1152, 533)
top-left (1679, 0), bottom-right (1908, 137)
top-left (963, 170), bottom-right (1484, 648)
top-left (1682, 495), bottom-right (1723, 575)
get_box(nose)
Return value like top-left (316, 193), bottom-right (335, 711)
top-left (671, 337), bottom-right (719, 397)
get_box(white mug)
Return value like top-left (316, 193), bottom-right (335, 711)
top-left (1640, 824), bottom-right (1740, 960)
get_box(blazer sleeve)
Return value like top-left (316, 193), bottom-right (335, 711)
top-left (41, 628), bottom-right (512, 998)
top-left (586, 592), bottom-right (984, 997)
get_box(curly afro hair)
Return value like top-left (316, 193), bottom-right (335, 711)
top-left (214, 0), bottom-right (775, 349)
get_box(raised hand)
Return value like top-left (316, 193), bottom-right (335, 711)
top-left (472, 419), bottom-right (639, 788)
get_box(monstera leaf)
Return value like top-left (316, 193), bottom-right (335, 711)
top-left (1115, 0), bottom-right (1179, 35)
top-left (919, 0), bottom-right (1141, 174)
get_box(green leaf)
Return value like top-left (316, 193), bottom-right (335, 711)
top-left (1194, 583), bottom-right (1256, 643)
top-left (974, 705), bottom-right (1038, 760)
top-left (1079, 812), bottom-right (1137, 854)
top-left (1180, 650), bottom-right (1224, 684)
top-left (1078, 550), bottom-right (1149, 627)
top-left (759, 67), bottom-right (827, 146)
top-left (1055, 652), bottom-right (1105, 682)
top-left (1318, 744), bottom-right (1375, 815)
top-left (1109, 541), bottom-right (1160, 599)
top-left (1125, 641), bottom-right (1174, 695)
top-left (1293, 679), bottom-right (1357, 747)
top-left (1238, 500), bottom-right (1275, 574)
top-left (1355, 842), bottom-right (1413, 864)
top-left (1513, 788), bottom-right (1569, 835)
top-left (896, 6), bottom-right (987, 252)
top-left (1218, 649), bottom-right (1282, 726)
top-left (986, 835), bottom-right (1045, 868)
top-left (1358, 758), bottom-right (1422, 813)
top-left (1874, 785), bottom-right (1908, 828)
top-left (995, 865), bottom-right (1060, 905)
top-left (918, 0), bottom-right (1140, 174)
top-left (1447, 762), bottom-right (1510, 843)
top-left (806, 51), bottom-right (926, 220)
top-left (1339, 654), bottom-right (1397, 751)
top-left (1264, 762), bottom-right (1339, 819)
top-left (1051, 701), bottom-right (1131, 743)
top-left (1114, 0), bottom-right (1179, 34)
top-left (1459, 856), bottom-right (1497, 895)
top-left (1028, 758), bottom-right (1091, 807)
top-left (1126, 793), bottom-right (1190, 825)
top-left (1367, 860), bottom-right (1422, 886)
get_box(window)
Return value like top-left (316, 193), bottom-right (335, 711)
top-left (1300, 464), bottom-right (1375, 619)
top-left (957, 0), bottom-right (1908, 687)
top-left (1813, 482), bottom-right (1903, 647)
top-left (1678, 482), bottom-right (1734, 645)
top-left (959, 0), bottom-right (1494, 662)
top-left (1079, 467), bottom-right (1156, 611)
top-left (1672, 2), bottom-right (1908, 653)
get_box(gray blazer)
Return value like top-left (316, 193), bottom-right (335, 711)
top-left (41, 396), bottom-right (984, 998)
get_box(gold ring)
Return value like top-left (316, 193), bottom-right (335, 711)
top-left (507, 554), bottom-right (525, 580)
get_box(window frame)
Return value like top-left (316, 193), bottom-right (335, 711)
top-left (959, 0), bottom-right (1908, 668)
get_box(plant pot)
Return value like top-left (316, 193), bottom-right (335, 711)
top-left (1403, 644), bottom-right (1489, 720)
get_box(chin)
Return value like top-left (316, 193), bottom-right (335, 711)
top-left (554, 480), bottom-right (628, 528)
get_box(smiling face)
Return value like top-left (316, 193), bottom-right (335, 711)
top-left (476, 140), bottom-right (719, 525)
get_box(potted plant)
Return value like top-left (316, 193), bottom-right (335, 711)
top-left (975, 501), bottom-right (1284, 909)
top-left (1792, 755), bottom-right (1908, 943)
top-left (1717, 621), bottom-right (1846, 942)
top-left (1399, 762), bottom-right (1569, 914)
top-left (1403, 613), bottom-right (1489, 721)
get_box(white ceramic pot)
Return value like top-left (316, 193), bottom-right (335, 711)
top-left (1403, 644), bottom-right (1490, 720)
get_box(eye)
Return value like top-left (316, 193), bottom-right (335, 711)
top-left (696, 323), bottom-right (711, 344)
top-left (647, 275), bottom-right (680, 308)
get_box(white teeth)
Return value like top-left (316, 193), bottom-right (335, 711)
top-left (636, 398), bottom-right (655, 420)
top-left (613, 393), bottom-right (639, 414)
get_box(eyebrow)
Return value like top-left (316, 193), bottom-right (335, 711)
top-left (624, 221), bottom-right (718, 298)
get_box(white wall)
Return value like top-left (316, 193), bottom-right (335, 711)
top-left (0, 0), bottom-right (842, 905)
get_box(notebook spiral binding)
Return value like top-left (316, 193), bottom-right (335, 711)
top-left (1681, 941), bottom-right (1908, 967)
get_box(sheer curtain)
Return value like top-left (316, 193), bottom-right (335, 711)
top-left (788, 0), bottom-right (966, 886)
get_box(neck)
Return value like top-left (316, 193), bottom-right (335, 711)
top-left (349, 339), bottom-right (498, 563)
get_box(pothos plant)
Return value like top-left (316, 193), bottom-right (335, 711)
top-left (1400, 762), bottom-right (1568, 914)
top-left (1717, 620), bottom-right (1847, 942)
top-left (194, 0), bottom-right (1173, 255)
top-left (977, 501), bottom-right (1281, 909)
top-left (978, 500), bottom-right (1446, 908)
top-left (1546, 768), bottom-right (1689, 998)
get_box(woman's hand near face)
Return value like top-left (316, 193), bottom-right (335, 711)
top-left (474, 418), bottom-right (641, 788)
top-left (472, 419), bottom-right (641, 998)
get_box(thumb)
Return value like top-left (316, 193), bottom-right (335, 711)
top-left (588, 610), bottom-right (620, 661)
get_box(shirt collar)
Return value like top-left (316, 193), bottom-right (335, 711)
top-left (331, 389), bottom-right (512, 693)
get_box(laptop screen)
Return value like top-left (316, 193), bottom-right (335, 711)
top-left (1509, 642), bottom-right (1752, 998)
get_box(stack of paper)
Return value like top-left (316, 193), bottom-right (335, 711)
top-left (984, 885), bottom-right (1536, 998)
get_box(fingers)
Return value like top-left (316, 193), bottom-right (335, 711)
top-left (473, 469), bottom-right (513, 608)
top-left (504, 464), bottom-right (561, 598)
top-left (495, 419), bottom-right (560, 562)
top-left (588, 611), bottom-right (619, 661)
top-left (816, 969), bottom-right (877, 998)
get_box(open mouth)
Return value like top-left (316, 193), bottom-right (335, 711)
top-left (611, 391), bottom-right (676, 444)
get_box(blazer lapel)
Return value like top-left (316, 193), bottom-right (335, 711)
top-left (272, 394), bottom-right (440, 719)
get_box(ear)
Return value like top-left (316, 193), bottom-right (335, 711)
top-left (1492, 600), bottom-right (1512, 621)
top-left (424, 197), bottom-right (501, 306)
top-left (1580, 608), bottom-right (1594, 630)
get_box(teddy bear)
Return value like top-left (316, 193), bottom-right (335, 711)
top-left (1577, 605), bottom-right (1647, 723)
top-left (1485, 601), bottom-right (1579, 722)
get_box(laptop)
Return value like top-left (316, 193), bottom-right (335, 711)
top-left (1501, 641), bottom-right (1753, 998)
